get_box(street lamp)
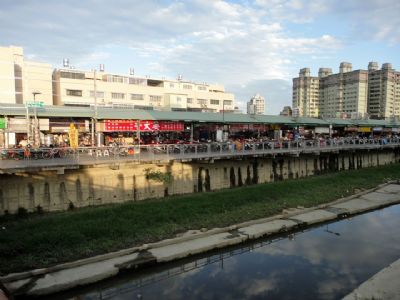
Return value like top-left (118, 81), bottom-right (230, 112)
top-left (222, 100), bottom-right (226, 123)
top-left (32, 91), bottom-right (41, 147)
top-left (91, 69), bottom-right (98, 146)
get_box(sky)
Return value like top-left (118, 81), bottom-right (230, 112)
top-left (1, 0), bottom-right (399, 114)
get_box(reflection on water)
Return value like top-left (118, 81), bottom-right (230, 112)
top-left (56, 205), bottom-right (400, 300)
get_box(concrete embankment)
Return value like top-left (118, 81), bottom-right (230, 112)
top-left (343, 258), bottom-right (400, 300)
top-left (1, 149), bottom-right (398, 215)
top-left (2, 182), bottom-right (400, 297)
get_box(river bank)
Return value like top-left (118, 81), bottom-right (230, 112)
top-left (2, 164), bottom-right (400, 276)
top-left (2, 174), bottom-right (400, 296)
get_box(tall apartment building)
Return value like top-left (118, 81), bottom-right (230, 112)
top-left (0, 46), bottom-right (53, 105)
top-left (292, 68), bottom-right (320, 117)
top-left (52, 67), bottom-right (235, 113)
top-left (320, 63), bottom-right (368, 118)
top-left (246, 93), bottom-right (265, 114)
top-left (293, 62), bottom-right (399, 119)
top-left (368, 62), bottom-right (400, 118)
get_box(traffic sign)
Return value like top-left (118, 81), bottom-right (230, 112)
top-left (27, 101), bottom-right (44, 108)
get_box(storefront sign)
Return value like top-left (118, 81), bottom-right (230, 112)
top-left (0, 118), bottom-right (5, 129)
top-left (51, 127), bottom-right (69, 133)
top-left (373, 127), bottom-right (383, 132)
top-left (345, 126), bottom-right (358, 132)
top-left (229, 124), bottom-right (265, 133)
top-left (104, 120), bottom-right (184, 132)
top-left (68, 123), bottom-right (79, 149)
top-left (392, 128), bottom-right (400, 133)
top-left (315, 127), bottom-right (330, 134)
top-left (39, 119), bottom-right (49, 131)
top-left (358, 127), bottom-right (372, 133)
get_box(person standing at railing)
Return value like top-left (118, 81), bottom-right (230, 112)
top-left (23, 145), bottom-right (31, 159)
top-left (234, 139), bottom-right (242, 151)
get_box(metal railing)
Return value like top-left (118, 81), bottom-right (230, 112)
top-left (1, 138), bottom-right (399, 170)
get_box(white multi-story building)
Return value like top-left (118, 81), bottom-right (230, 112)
top-left (246, 93), bottom-right (265, 114)
top-left (0, 45), bottom-right (236, 113)
top-left (0, 46), bottom-right (53, 105)
top-left (52, 68), bottom-right (235, 113)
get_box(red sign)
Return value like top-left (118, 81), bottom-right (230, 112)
top-left (104, 120), bottom-right (184, 132)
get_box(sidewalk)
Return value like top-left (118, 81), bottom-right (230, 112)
top-left (343, 258), bottom-right (400, 300)
top-left (2, 182), bottom-right (400, 297)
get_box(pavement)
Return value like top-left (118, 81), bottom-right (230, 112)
top-left (2, 181), bottom-right (400, 297)
top-left (342, 258), bottom-right (400, 300)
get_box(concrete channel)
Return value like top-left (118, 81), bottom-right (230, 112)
top-left (2, 181), bottom-right (400, 297)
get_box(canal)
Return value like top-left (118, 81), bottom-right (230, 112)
top-left (41, 204), bottom-right (400, 300)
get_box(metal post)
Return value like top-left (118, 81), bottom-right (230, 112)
top-left (222, 100), bottom-right (225, 123)
top-left (190, 123), bottom-right (194, 143)
top-left (93, 69), bottom-right (98, 146)
top-left (25, 104), bottom-right (30, 144)
top-left (4, 116), bottom-right (9, 148)
top-left (91, 118), bottom-right (95, 146)
top-left (32, 92), bottom-right (41, 147)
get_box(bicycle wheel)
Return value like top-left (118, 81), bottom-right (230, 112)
top-left (42, 151), bottom-right (51, 159)
top-left (58, 150), bottom-right (66, 158)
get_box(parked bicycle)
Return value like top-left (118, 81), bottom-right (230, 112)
top-left (42, 148), bottom-right (67, 159)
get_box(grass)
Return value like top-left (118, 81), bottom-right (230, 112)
top-left (1, 164), bottom-right (400, 275)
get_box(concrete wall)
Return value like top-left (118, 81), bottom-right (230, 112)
top-left (1, 150), bottom-right (399, 215)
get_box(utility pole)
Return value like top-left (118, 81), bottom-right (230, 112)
top-left (25, 104), bottom-right (30, 144)
top-left (222, 100), bottom-right (225, 123)
top-left (32, 91), bottom-right (41, 147)
top-left (92, 69), bottom-right (98, 146)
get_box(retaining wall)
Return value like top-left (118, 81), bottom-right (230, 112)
top-left (0, 150), bottom-right (399, 214)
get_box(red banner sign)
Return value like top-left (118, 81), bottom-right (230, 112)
top-left (104, 120), bottom-right (184, 132)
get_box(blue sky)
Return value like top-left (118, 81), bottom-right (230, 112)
top-left (1, 0), bottom-right (399, 114)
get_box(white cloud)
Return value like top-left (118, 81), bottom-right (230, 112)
top-left (1, 0), bottom-right (398, 114)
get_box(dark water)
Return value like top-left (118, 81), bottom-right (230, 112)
top-left (51, 205), bottom-right (400, 300)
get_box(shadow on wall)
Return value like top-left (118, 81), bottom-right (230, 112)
top-left (0, 150), bottom-right (397, 215)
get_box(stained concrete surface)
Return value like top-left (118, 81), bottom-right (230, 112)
top-left (342, 258), bottom-right (400, 300)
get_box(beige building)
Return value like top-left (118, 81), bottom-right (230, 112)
top-left (319, 63), bottom-right (368, 118)
top-left (246, 93), bottom-right (265, 114)
top-left (0, 46), bottom-right (53, 105)
top-left (0, 45), bottom-right (235, 113)
top-left (292, 68), bottom-right (320, 117)
top-left (368, 62), bottom-right (400, 118)
top-left (292, 62), bottom-right (390, 118)
top-left (53, 67), bottom-right (235, 113)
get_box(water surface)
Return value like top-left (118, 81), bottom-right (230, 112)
top-left (49, 205), bottom-right (400, 300)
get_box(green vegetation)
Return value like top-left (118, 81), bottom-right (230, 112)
top-left (1, 164), bottom-right (400, 275)
top-left (144, 168), bottom-right (173, 184)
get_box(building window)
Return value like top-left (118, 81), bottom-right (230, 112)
top-left (169, 83), bottom-right (175, 88)
top-left (112, 92), bottom-right (125, 99)
top-left (130, 94), bottom-right (144, 100)
top-left (149, 95), bottom-right (162, 102)
top-left (183, 84), bottom-right (192, 90)
top-left (223, 100), bottom-right (233, 105)
top-left (176, 97), bottom-right (182, 102)
top-left (187, 98), bottom-right (193, 104)
top-left (210, 99), bottom-right (220, 105)
top-left (197, 98), bottom-right (207, 105)
top-left (90, 91), bottom-right (105, 98)
top-left (129, 78), bottom-right (147, 85)
top-left (108, 75), bottom-right (126, 83)
top-left (66, 89), bottom-right (82, 97)
top-left (198, 86), bottom-right (207, 91)
top-left (60, 72), bottom-right (85, 80)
